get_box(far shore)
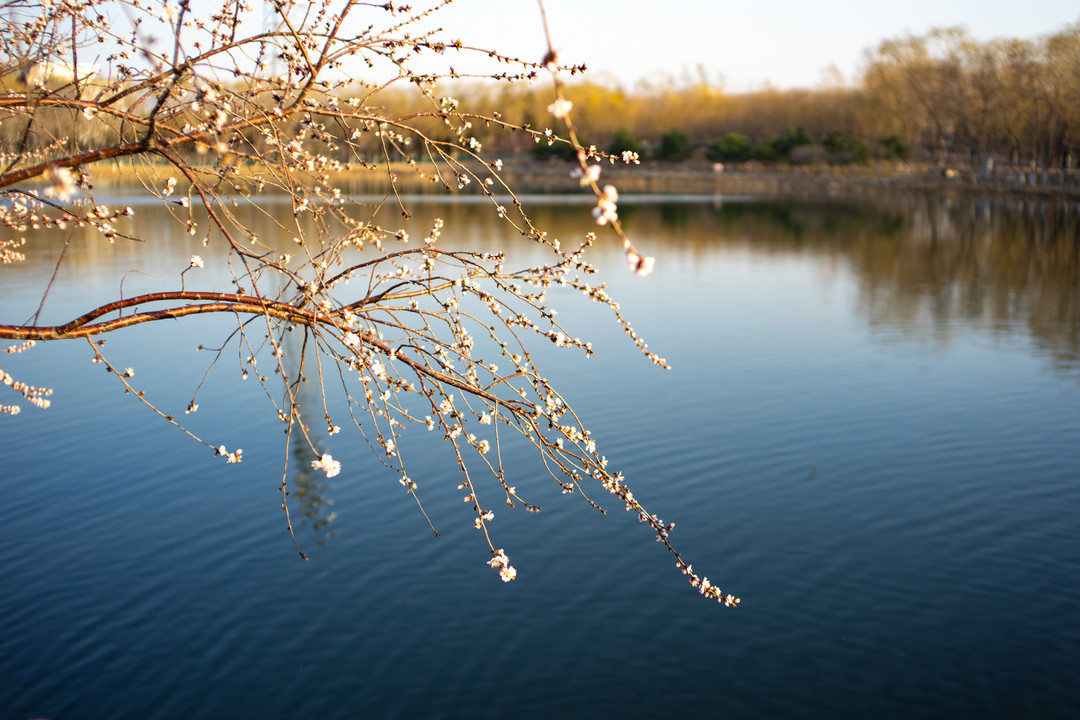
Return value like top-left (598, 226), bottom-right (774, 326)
top-left (82, 156), bottom-right (1080, 202)
top-left (498, 158), bottom-right (1080, 202)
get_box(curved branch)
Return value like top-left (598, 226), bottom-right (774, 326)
top-left (0, 290), bottom-right (531, 414)
top-left (0, 291), bottom-right (328, 340)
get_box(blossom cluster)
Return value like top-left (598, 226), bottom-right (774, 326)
top-left (1, 367), bottom-right (53, 411)
top-left (311, 454), bottom-right (341, 478)
top-left (216, 445), bottom-right (243, 464)
top-left (488, 549), bottom-right (517, 582)
top-left (1, 237), bottom-right (26, 264)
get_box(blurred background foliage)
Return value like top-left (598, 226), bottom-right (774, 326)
top-left (5, 23), bottom-right (1080, 170)
top-left (446, 22), bottom-right (1080, 169)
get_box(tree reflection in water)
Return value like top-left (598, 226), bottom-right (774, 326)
top-left (633, 195), bottom-right (1080, 376)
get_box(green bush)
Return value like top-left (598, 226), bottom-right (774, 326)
top-left (824, 130), bottom-right (870, 164)
top-left (706, 132), bottom-right (751, 162)
top-left (771, 126), bottom-right (812, 157)
top-left (747, 127), bottom-right (811, 163)
top-left (749, 137), bottom-right (780, 162)
top-left (656, 130), bottom-right (695, 162)
top-left (877, 134), bottom-right (909, 160)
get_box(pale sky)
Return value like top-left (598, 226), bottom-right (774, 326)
top-left (425, 0), bottom-right (1080, 90)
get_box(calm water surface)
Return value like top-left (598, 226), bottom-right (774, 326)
top-left (2, 194), bottom-right (1079, 719)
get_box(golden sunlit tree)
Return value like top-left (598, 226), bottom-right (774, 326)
top-left (862, 23), bottom-right (1080, 166)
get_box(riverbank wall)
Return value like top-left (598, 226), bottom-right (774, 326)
top-left (496, 159), bottom-right (1080, 202)
top-left (84, 156), bottom-right (1080, 202)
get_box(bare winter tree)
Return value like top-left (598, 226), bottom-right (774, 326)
top-left (0, 0), bottom-right (738, 606)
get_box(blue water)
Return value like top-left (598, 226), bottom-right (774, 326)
top-left (2, 195), bottom-right (1079, 718)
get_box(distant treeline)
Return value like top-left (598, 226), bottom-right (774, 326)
top-left (448, 23), bottom-right (1080, 169)
top-left (5, 23), bottom-right (1079, 171)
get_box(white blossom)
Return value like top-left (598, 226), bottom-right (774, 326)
top-left (625, 250), bottom-right (656, 276)
top-left (312, 453), bottom-right (341, 478)
top-left (547, 98), bottom-right (573, 119)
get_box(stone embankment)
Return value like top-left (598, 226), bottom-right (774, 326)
top-left (86, 156), bottom-right (1080, 201)
top-left (498, 159), bottom-right (1080, 201)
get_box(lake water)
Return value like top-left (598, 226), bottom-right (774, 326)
top-left (2, 193), bottom-right (1079, 719)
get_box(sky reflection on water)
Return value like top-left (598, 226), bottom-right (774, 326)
top-left (2, 194), bottom-right (1078, 719)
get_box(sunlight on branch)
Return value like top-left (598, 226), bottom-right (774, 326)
top-left (0, 0), bottom-right (738, 607)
